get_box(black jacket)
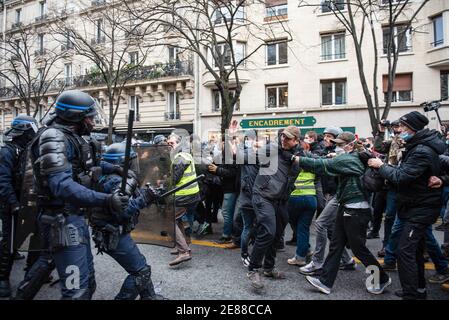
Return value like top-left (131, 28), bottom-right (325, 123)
top-left (378, 129), bottom-right (445, 224)
top-left (237, 146), bottom-right (259, 209)
top-left (253, 143), bottom-right (301, 202)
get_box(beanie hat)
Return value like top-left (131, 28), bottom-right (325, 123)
top-left (399, 111), bottom-right (429, 132)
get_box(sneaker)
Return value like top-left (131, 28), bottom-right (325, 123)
top-left (428, 270), bottom-right (449, 284)
top-left (13, 251), bottom-right (25, 261)
top-left (169, 252), bottom-right (192, 266)
top-left (276, 243), bottom-right (286, 252)
top-left (263, 268), bottom-right (286, 279)
top-left (197, 222), bottom-right (211, 236)
top-left (299, 261), bottom-right (322, 276)
top-left (215, 236), bottom-right (232, 244)
top-left (241, 256), bottom-right (251, 268)
top-left (441, 282), bottom-right (449, 292)
top-left (170, 248), bottom-right (179, 255)
top-left (381, 261), bottom-right (397, 271)
top-left (377, 248), bottom-right (386, 258)
top-left (287, 256), bottom-right (307, 267)
top-left (366, 277), bottom-right (392, 295)
top-left (225, 242), bottom-right (240, 250)
top-left (366, 231), bottom-right (380, 239)
top-left (395, 288), bottom-right (427, 300)
top-left (305, 276), bottom-right (331, 295)
top-left (247, 270), bottom-right (264, 289)
top-left (339, 259), bottom-right (356, 271)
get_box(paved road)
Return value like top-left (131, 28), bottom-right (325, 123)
top-left (2, 217), bottom-right (449, 300)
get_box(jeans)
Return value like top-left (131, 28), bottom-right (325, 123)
top-left (384, 216), bottom-right (448, 274)
top-left (287, 195), bottom-right (317, 258)
top-left (441, 187), bottom-right (449, 243)
top-left (383, 190), bottom-right (397, 247)
top-left (311, 196), bottom-right (352, 268)
top-left (241, 207), bottom-right (256, 257)
top-left (181, 204), bottom-right (197, 237)
top-left (320, 207), bottom-right (389, 288)
top-left (222, 193), bottom-right (237, 238)
top-left (371, 191), bottom-right (387, 235)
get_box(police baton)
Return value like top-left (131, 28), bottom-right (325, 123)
top-left (158, 174), bottom-right (205, 198)
top-left (120, 105), bottom-right (135, 194)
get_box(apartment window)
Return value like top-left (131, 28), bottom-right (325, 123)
top-left (38, 33), bottom-right (44, 52)
top-left (37, 68), bottom-right (44, 82)
top-left (212, 89), bottom-right (240, 112)
top-left (129, 96), bottom-right (140, 121)
top-left (381, 0), bottom-right (407, 5)
top-left (321, 79), bottom-right (347, 105)
top-left (14, 39), bottom-right (21, 55)
top-left (213, 43), bottom-right (232, 67)
top-left (96, 19), bottom-right (104, 42)
top-left (129, 52), bottom-right (139, 65)
top-left (167, 91), bottom-right (180, 120)
top-left (39, 1), bottom-right (47, 17)
top-left (441, 71), bottom-right (448, 101)
top-left (169, 46), bottom-right (180, 63)
top-left (266, 40), bottom-right (288, 66)
top-left (321, 33), bottom-right (345, 60)
top-left (12, 107), bottom-right (18, 118)
top-left (37, 105), bottom-right (44, 122)
top-left (383, 73), bottom-right (413, 102)
top-left (214, 5), bottom-right (245, 25)
top-left (15, 9), bottom-right (22, 23)
top-left (432, 15), bottom-right (444, 47)
top-left (64, 63), bottom-right (72, 85)
top-left (265, 0), bottom-right (288, 18)
top-left (321, 0), bottom-right (345, 13)
top-left (382, 24), bottom-right (412, 54)
top-left (266, 84), bottom-right (288, 108)
top-left (235, 42), bottom-right (246, 66)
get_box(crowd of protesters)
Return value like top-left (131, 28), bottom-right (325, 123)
top-left (157, 110), bottom-right (449, 300)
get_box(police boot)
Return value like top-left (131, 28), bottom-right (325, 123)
top-left (87, 276), bottom-right (97, 300)
top-left (13, 259), bottom-right (55, 300)
top-left (140, 278), bottom-right (167, 300)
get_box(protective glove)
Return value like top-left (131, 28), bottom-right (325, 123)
top-left (142, 184), bottom-right (160, 205)
top-left (107, 191), bottom-right (129, 216)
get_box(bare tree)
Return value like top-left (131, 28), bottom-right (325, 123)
top-left (50, 0), bottom-right (155, 143)
top-left (299, 0), bottom-right (429, 135)
top-left (125, 0), bottom-right (292, 135)
top-left (0, 27), bottom-right (63, 117)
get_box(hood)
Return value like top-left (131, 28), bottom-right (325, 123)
top-left (406, 129), bottom-right (445, 155)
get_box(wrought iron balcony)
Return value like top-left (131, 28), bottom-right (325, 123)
top-left (61, 43), bottom-right (75, 52)
top-left (11, 22), bottom-right (23, 29)
top-left (35, 14), bottom-right (48, 23)
top-left (91, 36), bottom-right (106, 45)
top-left (91, 0), bottom-right (106, 6)
top-left (164, 112), bottom-right (181, 120)
top-left (34, 49), bottom-right (47, 56)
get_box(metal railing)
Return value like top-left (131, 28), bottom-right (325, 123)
top-left (164, 112), bottom-right (181, 120)
top-left (34, 49), bottom-right (47, 56)
top-left (91, 0), bottom-right (106, 6)
top-left (0, 60), bottom-right (194, 99)
top-left (11, 22), bottom-right (23, 29)
top-left (61, 43), bottom-right (75, 52)
top-left (35, 14), bottom-right (48, 23)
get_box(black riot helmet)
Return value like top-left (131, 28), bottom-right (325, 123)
top-left (5, 114), bottom-right (38, 138)
top-left (55, 90), bottom-right (98, 123)
top-left (103, 143), bottom-right (139, 173)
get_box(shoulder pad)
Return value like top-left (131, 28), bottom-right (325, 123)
top-left (38, 128), bottom-right (70, 175)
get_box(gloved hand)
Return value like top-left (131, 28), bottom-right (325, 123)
top-left (107, 191), bottom-right (129, 216)
top-left (142, 184), bottom-right (160, 205)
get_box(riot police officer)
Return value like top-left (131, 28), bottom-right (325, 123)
top-left (22, 90), bottom-right (129, 300)
top-left (0, 115), bottom-right (38, 297)
top-left (89, 143), bottom-right (165, 300)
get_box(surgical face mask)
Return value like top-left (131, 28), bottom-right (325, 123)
top-left (245, 140), bottom-right (253, 148)
top-left (304, 138), bottom-right (312, 144)
top-left (446, 140), bottom-right (449, 145)
top-left (399, 132), bottom-right (414, 142)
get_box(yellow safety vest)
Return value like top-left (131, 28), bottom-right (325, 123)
top-left (291, 170), bottom-right (316, 196)
top-left (173, 152), bottom-right (200, 197)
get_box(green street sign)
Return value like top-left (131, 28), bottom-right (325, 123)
top-left (240, 116), bottom-right (316, 129)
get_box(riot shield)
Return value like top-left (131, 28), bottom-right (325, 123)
top-left (131, 145), bottom-right (175, 248)
top-left (14, 147), bottom-right (44, 252)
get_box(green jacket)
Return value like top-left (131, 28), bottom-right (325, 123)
top-left (298, 152), bottom-right (366, 205)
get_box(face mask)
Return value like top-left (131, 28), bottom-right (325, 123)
top-left (335, 146), bottom-right (345, 155)
top-left (304, 138), bottom-right (312, 144)
top-left (399, 132), bottom-right (413, 141)
top-left (245, 140), bottom-right (253, 148)
top-left (446, 140), bottom-right (449, 145)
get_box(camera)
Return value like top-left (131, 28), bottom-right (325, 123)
top-left (421, 100), bottom-right (441, 113)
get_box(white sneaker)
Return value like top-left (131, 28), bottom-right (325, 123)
top-left (366, 277), bottom-right (392, 295)
top-left (287, 256), bottom-right (307, 266)
top-left (305, 276), bottom-right (331, 295)
top-left (241, 256), bottom-right (250, 268)
top-left (299, 261), bottom-right (322, 275)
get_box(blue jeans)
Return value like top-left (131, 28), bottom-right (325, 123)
top-left (222, 193), bottom-right (237, 238)
top-left (385, 216), bottom-right (448, 274)
top-left (241, 207), bottom-right (255, 257)
top-left (383, 190), bottom-right (397, 247)
top-left (181, 204), bottom-right (197, 237)
top-left (440, 186), bottom-right (449, 219)
top-left (288, 195), bottom-right (317, 258)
